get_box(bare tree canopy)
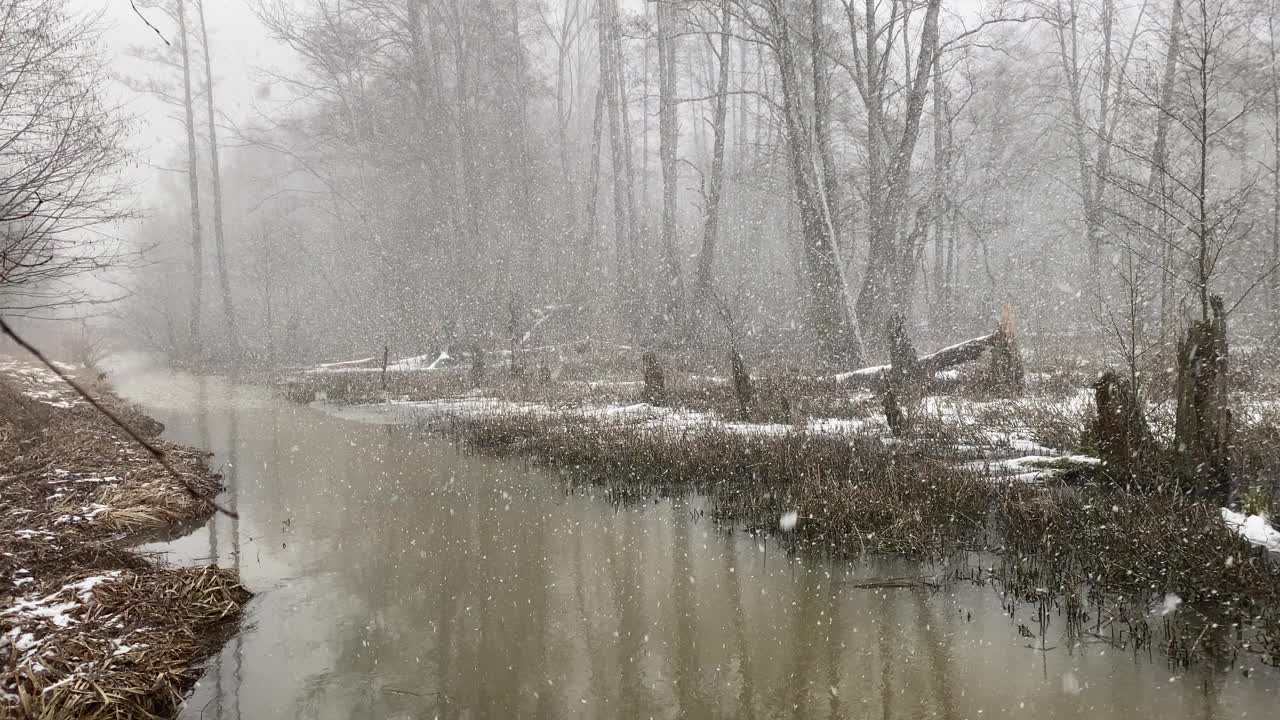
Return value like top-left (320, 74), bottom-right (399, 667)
top-left (0, 0), bottom-right (132, 317)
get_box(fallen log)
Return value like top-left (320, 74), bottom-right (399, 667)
top-left (831, 332), bottom-right (998, 387)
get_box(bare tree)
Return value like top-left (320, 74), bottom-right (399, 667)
top-left (695, 0), bottom-right (732, 297)
top-left (0, 0), bottom-right (132, 317)
top-left (196, 0), bottom-right (241, 360)
top-left (847, 0), bottom-right (943, 354)
top-left (176, 0), bottom-right (205, 357)
top-left (656, 0), bottom-right (685, 329)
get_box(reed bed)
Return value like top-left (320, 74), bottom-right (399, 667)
top-left (3, 567), bottom-right (250, 720)
top-left (0, 363), bottom-right (250, 720)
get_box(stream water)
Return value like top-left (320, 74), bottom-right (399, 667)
top-left (112, 368), bottom-right (1278, 719)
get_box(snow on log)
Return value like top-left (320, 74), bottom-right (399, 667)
top-left (918, 333), bottom-right (999, 375)
top-left (830, 332), bottom-right (998, 386)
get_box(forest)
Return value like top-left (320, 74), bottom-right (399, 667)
top-left (113, 0), bottom-right (1279, 375)
top-left (3, 0), bottom-right (1280, 717)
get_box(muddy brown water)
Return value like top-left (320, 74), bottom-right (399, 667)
top-left (112, 369), bottom-right (1278, 719)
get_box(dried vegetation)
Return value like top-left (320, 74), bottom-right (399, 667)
top-left (0, 359), bottom-right (249, 719)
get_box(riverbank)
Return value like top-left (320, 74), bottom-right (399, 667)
top-left (0, 357), bottom-right (250, 719)
top-left (295, 355), bottom-right (1280, 669)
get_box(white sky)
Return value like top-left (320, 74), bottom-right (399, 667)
top-left (90, 0), bottom-right (296, 203)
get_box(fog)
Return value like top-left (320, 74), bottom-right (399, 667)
top-left (3, 0), bottom-right (1278, 372)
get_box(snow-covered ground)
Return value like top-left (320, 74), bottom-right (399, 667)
top-left (0, 358), bottom-right (81, 408)
top-left (0, 571), bottom-right (126, 699)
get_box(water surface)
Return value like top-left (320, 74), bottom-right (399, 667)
top-left (114, 369), bottom-right (1278, 719)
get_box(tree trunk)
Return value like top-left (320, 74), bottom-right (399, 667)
top-left (599, 0), bottom-right (630, 323)
top-left (810, 0), bottom-right (841, 247)
top-left (177, 0), bottom-right (204, 358)
top-left (641, 351), bottom-right (665, 404)
top-left (1270, 6), bottom-right (1280, 328)
top-left (196, 0), bottom-right (240, 363)
top-left (693, 1), bottom-right (732, 335)
top-left (656, 0), bottom-right (683, 328)
top-left (1174, 295), bottom-right (1232, 504)
top-left (729, 349), bottom-right (753, 421)
top-left (1152, 0), bottom-right (1184, 338)
top-left (853, 0), bottom-right (941, 356)
top-left (884, 311), bottom-right (923, 435)
top-left (769, 6), bottom-right (861, 370)
top-left (584, 83), bottom-right (606, 260)
top-left (929, 48), bottom-right (955, 334)
top-left (599, 0), bottom-right (641, 338)
top-left (986, 306), bottom-right (1024, 396)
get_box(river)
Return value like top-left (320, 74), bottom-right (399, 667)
top-left (112, 368), bottom-right (1278, 719)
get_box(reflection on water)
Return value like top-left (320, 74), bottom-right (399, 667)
top-left (112, 369), bottom-right (1278, 719)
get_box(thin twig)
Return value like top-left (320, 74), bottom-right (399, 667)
top-left (131, 0), bottom-right (172, 45)
top-left (0, 317), bottom-right (236, 518)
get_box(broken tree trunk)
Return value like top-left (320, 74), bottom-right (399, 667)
top-left (1174, 295), bottom-right (1233, 504)
top-left (832, 312), bottom-right (1024, 390)
top-left (1094, 369), bottom-right (1155, 491)
top-left (985, 306), bottom-right (1024, 396)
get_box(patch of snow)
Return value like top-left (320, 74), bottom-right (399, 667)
top-left (316, 356), bottom-right (377, 369)
top-left (779, 511), bottom-right (799, 531)
top-left (3, 598), bottom-right (80, 628)
top-left (112, 642), bottom-right (145, 657)
top-left (0, 571), bottom-right (121, 632)
top-left (1220, 508), bottom-right (1280, 553)
top-left (832, 364), bottom-right (889, 382)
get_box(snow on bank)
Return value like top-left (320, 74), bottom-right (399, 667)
top-left (1, 570), bottom-right (123, 681)
top-left (1220, 508), bottom-right (1280, 553)
top-left (314, 396), bottom-right (1096, 478)
top-left (303, 350), bottom-right (455, 374)
top-left (317, 396), bottom-right (889, 438)
top-left (0, 359), bottom-right (81, 408)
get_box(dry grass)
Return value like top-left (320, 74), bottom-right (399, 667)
top-left (3, 567), bottom-right (250, 720)
top-left (996, 488), bottom-right (1280, 666)
top-left (0, 360), bottom-right (250, 720)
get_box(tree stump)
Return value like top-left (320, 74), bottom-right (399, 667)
top-left (883, 312), bottom-right (923, 434)
top-left (1174, 295), bottom-right (1233, 504)
top-left (883, 388), bottom-right (906, 436)
top-left (641, 351), bottom-right (665, 404)
top-left (729, 349), bottom-right (754, 420)
top-left (1094, 370), bottom-right (1154, 491)
top-left (987, 306), bottom-right (1025, 396)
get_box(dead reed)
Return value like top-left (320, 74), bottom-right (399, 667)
top-left (0, 364), bottom-right (251, 720)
